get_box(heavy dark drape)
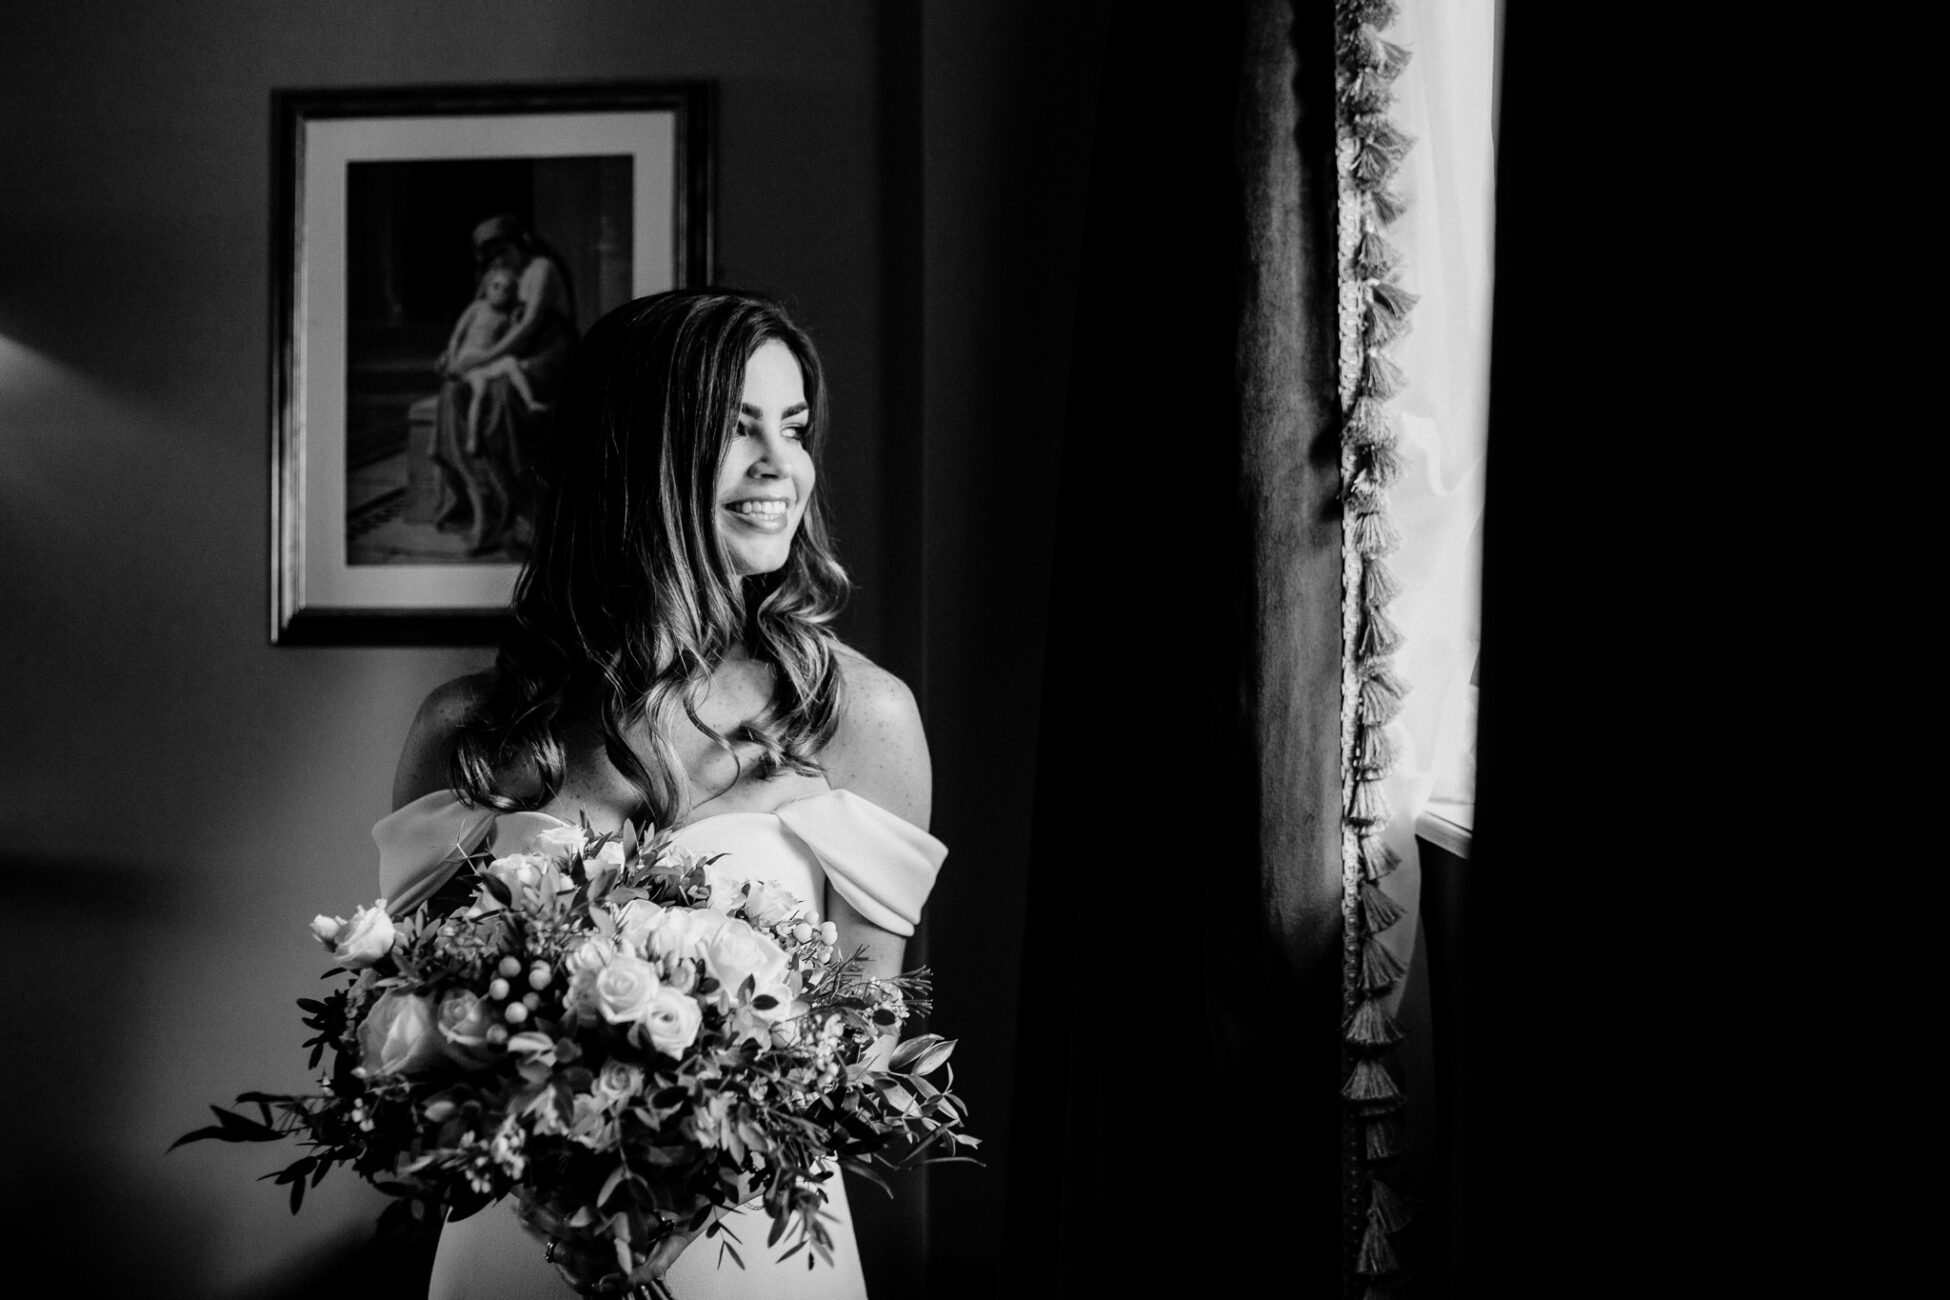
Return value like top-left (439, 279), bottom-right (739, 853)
top-left (1002, 3), bottom-right (1345, 1294)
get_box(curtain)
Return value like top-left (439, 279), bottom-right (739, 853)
top-left (1350, 3), bottom-right (1499, 1290)
top-left (1001, 3), bottom-right (1345, 1294)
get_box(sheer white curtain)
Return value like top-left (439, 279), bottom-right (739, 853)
top-left (1374, 0), bottom-right (1497, 876)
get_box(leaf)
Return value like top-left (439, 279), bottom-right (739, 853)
top-left (889, 1034), bottom-right (956, 1076)
top-left (840, 1158), bottom-right (894, 1197)
top-left (872, 1079), bottom-right (919, 1116)
top-left (505, 1032), bottom-right (556, 1059)
top-left (476, 868), bottom-right (514, 907)
top-left (596, 1164), bottom-right (627, 1206)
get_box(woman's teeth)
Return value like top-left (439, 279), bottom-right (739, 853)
top-left (728, 500), bottom-right (788, 519)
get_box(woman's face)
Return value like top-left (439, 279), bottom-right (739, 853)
top-left (715, 338), bottom-right (814, 576)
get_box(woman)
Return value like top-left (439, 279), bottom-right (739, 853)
top-left (432, 214), bottom-right (580, 556)
top-left (379, 290), bottom-right (945, 1298)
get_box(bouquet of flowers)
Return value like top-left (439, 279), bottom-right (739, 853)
top-left (176, 816), bottom-right (976, 1293)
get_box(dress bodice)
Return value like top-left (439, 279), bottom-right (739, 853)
top-left (372, 788), bottom-right (947, 935)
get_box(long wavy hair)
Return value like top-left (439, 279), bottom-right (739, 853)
top-left (449, 289), bottom-right (850, 826)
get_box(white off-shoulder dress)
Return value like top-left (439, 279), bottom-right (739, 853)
top-left (371, 788), bottom-right (948, 1300)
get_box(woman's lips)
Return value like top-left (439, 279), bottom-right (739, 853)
top-left (723, 499), bottom-right (793, 532)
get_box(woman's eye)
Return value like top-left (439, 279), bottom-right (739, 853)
top-left (783, 425), bottom-right (808, 441)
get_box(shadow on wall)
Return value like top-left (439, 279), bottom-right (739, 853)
top-left (0, 857), bottom-right (433, 1299)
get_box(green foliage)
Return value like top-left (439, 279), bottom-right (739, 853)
top-left (176, 818), bottom-right (977, 1291)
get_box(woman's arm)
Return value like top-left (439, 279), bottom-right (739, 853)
top-left (457, 258), bottom-right (560, 368)
top-left (436, 304), bottom-right (477, 375)
top-left (821, 650), bottom-right (934, 1070)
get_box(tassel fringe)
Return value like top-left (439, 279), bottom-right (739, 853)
top-left (1363, 1113), bottom-right (1404, 1160)
top-left (1360, 934), bottom-right (1406, 991)
top-left (1360, 878), bottom-right (1403, 931)
top-left (1340, 4), bottom-right (1413, 1286)
top-left (1356, 1216), bottom-right (1400, 1276)
top-left (1371, 279), bottom-right (1420, 319)
top-left (1363, 558), bottom-right (1402, 606)
top-left (1348, 777), bottom-right (1391, 826)
top-left (1369, 1178), bottom-right (1413, 1233)
top-left (1341, 1057), bottom-right (1401, 1104)
top-left (1356, 115), bottom-right (1414, 160)
top-left (1351, 507), bottom-right (1402, 558)
top-left (1359, 662), bottom-right (1408, 723)
top-left (1356, 721), bottom-right (1397, 774)
top-left (1340, 0), bottom-right (1400, 29)
top-left (1364, 303), bottom-right (1411, 349)
top-left (1359, 831), bottom-right (1401, 879)
top-left (1346, 395), bottom-right (1399, 449)
top-left (1358, 607), bottom-right (1405, 658)
top-left (1361, 349), bottom-right (1406, 400)
top-left (1343, 74), bottom-right (1393, 117)
top-left (1352, 138), bottom-right (1403, 190)
top-left (1345, 996), bottom-right (1406, 1048)
top-left (1355, 228), bottom-right (1399, 279)
top-left (1356, 440), bottom-right (1403, 488)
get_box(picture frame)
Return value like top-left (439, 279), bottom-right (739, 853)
top-left (270, 81), bottom-right (713, 645)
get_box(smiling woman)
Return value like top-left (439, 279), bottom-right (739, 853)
top-left (717, 339), bottom-right (815, 577)
top-left (377, 289), bottom-right (944, 1299)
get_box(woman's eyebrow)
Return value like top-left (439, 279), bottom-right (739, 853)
top-left (739, 401), bottom-right (810, 420)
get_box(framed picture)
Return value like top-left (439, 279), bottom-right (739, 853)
top-left (270, 81), bottom-right (713, 644)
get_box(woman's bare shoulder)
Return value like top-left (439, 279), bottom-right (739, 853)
top-left (825, 644), bottom-right (932, 829)
top-left (392, 672), bottom-right (494, 809)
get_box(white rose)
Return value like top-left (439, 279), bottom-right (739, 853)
top-left (633, 904), bottom-right (735, 963)
top-left (592, 953), bottom-right (662, 1025)
top-left (701, 920), bottom-right (789, 1004)
top-left (482, 853), bottom-right (570, 912)
top-left (613, 900), bottom-right (667, 956)
top-left (567, 936), bottom-right (615, 974)
top-left (704, 870), bottom-right (742, 912)
top-left (436, 988), bottom-right (497, 1068)
top-left (567, 1093), bottom-right (617, 1150)
top-left (563, 967), bottom-right (601, 1024)
top-left (747, 983), bottom-right (804, 1024)
top-left (332, 901), bottom-right (396, 969)
top-left (640, 987), bottom-right (703, 1058)
top-left (309, 914), bottom-right (345, 950)
top-left (485, 852), bottom-right (550, 893)
top-left (529, 824), bottom-right (588, 858)
top-left (594, 1059), bottom-right (645, 1105)
top-left (738, 880), bottom-right (804, 928)
top-left (358, 991), bottom-right (442, 1076)
top-left (589, 840), bottom-right (627, 871)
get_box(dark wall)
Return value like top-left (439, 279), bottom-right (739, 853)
top-left (0, 1), bottom-right (1108, 1297)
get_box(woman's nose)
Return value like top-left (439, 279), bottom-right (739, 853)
top-left (747, 431), bottom-right (789, 473)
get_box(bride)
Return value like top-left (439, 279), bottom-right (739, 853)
top-left (376, 289), bottom-right (946, 1298)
